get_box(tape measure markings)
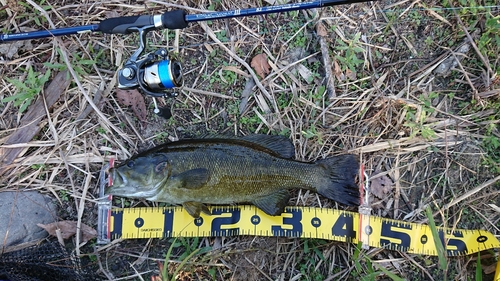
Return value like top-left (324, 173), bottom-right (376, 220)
top-left (107, 205), bottom-right (500, 257)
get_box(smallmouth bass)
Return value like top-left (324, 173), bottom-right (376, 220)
top-left (105, 135), bottom-right (359, 218)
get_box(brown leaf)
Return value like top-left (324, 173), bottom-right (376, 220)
top-left (105, 10), bottom-right (120, 19)
top-left (345, 68), bottom-right (357, 81)
top-left (37, 220), bottom-right (97, 242)
top-left (251, 53), bottom-right (271, 79)
top-left (316, 22), bottom-right (328, 37)
top-left (370, 171), bottom-right (394, 199)
top-left (116, 88), bottom-right (147, 122)
top-left (333, 60), bottom-right (344, 81)
top-left (483, 262), bottom-right (497, 275)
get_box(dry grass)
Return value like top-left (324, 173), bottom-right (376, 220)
top-left (1, 0), bottom-right (500, 280)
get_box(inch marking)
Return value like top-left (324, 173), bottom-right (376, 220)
top-left (107, 205), bottom-right (500, 257)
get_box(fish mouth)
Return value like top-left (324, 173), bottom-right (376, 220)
top-left (99, 161), bottom-right (112, 199)
top-left (105, 169), bottom-right (126, 194)
top-left (104, 168), bottom-right (159, 198)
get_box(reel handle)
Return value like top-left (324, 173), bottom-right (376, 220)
top-left (99, 10), bottom-right (188, 34)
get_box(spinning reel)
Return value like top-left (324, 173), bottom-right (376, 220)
top-left (97, 11), bottom-right (190, 100)
top-left (98, 10), bottom-right (189, 117)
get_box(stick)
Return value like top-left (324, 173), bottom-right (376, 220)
top-left (316, 21), bottom-right (336, 98)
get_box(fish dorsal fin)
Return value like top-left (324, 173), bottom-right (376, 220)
top-left (174, 168), bottom-right (210, 189)
top-left (241, 134), bottom-right (295, 159)
top-left (252, 189), bottom-right (290, 216)
top-left (183, 202), bottom-right (211, 218)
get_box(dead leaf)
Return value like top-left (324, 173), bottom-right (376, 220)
top-left (370, 171), bottom-right (394, 199)
top-left (333, 60), bottom-right (344, 81)
top-left (105, 10), bottom-right (120, 19)
top-left (345, 68), bottom-right (357, 80)
top-left (37, 220), bottom-right (97, 242)
top-left (316, 22), bottom-right (328, 37)
top-left (116, 88), bottom-right (147, 123)
top-left (6, 0), bottom-right (26, 13)
top-left (251, 53), bottom-right (271, 79)
top-left (222, 65), bottom-right (251, 78)
top-left (0, 41), bottom-right (32, 59)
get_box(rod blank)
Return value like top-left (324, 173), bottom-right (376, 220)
top-left (0, 0), bottom-right (372, 42)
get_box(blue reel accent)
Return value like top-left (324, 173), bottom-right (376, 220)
top-left (158, 60), bottom-right (176, 88)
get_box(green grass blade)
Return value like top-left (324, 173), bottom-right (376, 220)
top-left (425, 206), bottom-right (447, 271)
top-left (476, 252), bottom-right (482, 281)
top-left (375, 265), bottom-right (406, 281)
top-left (162, 238), bottom-right (178, 280)
top-left (170, 247), bottom-right (201, 281)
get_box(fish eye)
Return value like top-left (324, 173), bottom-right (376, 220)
top-left (155, 162), bottom-right (168, 173)
top-left (127, 161), bottom-right (134, 168)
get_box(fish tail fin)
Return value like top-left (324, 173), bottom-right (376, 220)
top-left (315, 155), bottom-right (360, 206)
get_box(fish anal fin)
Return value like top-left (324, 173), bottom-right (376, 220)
top-left (252, 189), bottom-right (290, 216)
top-left (183, 202), bottom-right (211, 218)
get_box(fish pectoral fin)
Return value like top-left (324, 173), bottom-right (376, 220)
top-left (252, 190), bottom-right (290, 216)
top-left (183, 202), bottom-right (211, 218)
top-left (175, 168), bottom-right (210, 189)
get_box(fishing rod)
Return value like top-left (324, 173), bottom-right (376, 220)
top-left (1, 0), bottom-right (372, 113)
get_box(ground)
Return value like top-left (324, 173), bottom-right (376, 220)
top-left (0, 0), bottom-right (499, 280)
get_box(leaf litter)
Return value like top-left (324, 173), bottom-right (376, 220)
top-left (115, 88), bottom-right (148, 123)
top-left (370, 170), bottom-right (394, 199)
top-left (37, 221), bottom-right (96, 243)
top-left (250, 53), bottom-right (271, 79)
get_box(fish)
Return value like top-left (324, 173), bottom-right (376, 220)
top-left (105, 134), bottom-right (359, 218)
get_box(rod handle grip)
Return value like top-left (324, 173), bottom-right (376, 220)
top-left (99, 10), bottom-right (188, 34)
top-left (99, 15), bottom-right (153, 34)
top-left (161, 10), bottom-right (188, 29)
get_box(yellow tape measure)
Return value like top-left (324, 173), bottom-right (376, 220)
top-left (102, 205), bottom-right (500, 278)
top-left (105, 205), bottom-right (499, 254)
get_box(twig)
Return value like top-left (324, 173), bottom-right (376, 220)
top-left (450, 3), bottom-right (493, 81)
top-left (76, 90), bottom-right (103, 121)
top-left (182, 87), bottom-right (237, 100)
top-left (443, 174), bottom-right (500, 211)
top-left (25, 0), bottom-right (135, 148)
top-left (316, 21), bottom-right (336, 99)
top-left (244, 256), bottom-right (274, 281)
